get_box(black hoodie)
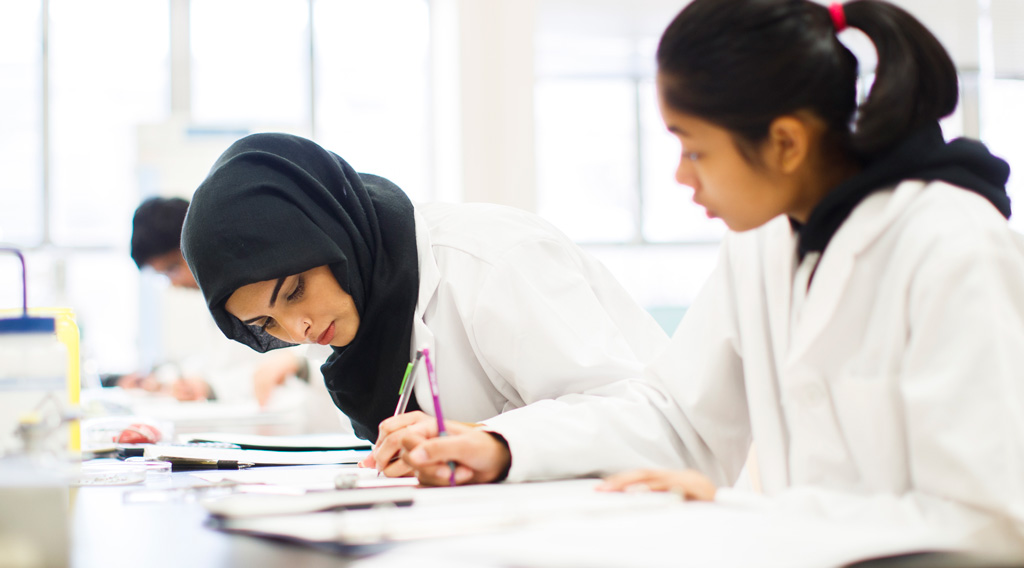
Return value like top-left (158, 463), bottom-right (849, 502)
top-left (796, 122), bottom-right (1011, 260)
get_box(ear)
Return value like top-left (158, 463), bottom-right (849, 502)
top-left (764, 116), bottom-right (810, 175)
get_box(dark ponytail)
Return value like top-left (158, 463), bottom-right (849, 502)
top-left (656, 0), bottom-right (959, 160)
top-left (843, 0), bottom-right (959, 155)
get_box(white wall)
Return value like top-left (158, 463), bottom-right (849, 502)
top-left (430, 0), bottom-right (538, 210)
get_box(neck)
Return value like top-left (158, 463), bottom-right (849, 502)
top-left (788, 151), bottom-right (861, 225)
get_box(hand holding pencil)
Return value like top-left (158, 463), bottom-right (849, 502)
top-left (400, 425), bottom-right (512, 486)
top-left (361, 347), bottom-right (449, 477)
top-left (363, 410), bottom-right (433, 475)
top-left (365, 346), bottom-right (506, 485)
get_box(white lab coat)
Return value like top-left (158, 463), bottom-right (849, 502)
top-left (493, 180), bottom-right (1024, 552)
top-left (406, 201), bottom-right (671, 439)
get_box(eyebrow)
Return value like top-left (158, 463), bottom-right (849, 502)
top-left (239, 277), bottom-right (287, 325)
top-left (268, 277), bottom-right (286, 307)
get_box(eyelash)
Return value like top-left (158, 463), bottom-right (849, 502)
top-left (287, 275), bottom-right (305, 302)
top-left (256, 275), bottom-right (306, 332)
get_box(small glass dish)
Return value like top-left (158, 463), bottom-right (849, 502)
top-left (124, 457), bottom-right (173, 477)
top-left (73, 459), bottom-right (149, 486)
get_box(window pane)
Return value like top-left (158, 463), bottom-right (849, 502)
top-left (49, 0), bottom-right (169, 246)
top-left (536, 79), bottom-right (638, 242)
top-left (985, 79), bottom-right (1024, 233)
top-left (639, 80), bottom-right (727, 243)
top-left (0, 1), bottom-right (43, 245)
top-left (191, 0), bottom-right (309, 126)
top-left (584, 244), bottom-right (720, 330)
top-left (313, 0), bottom-right (431, 200)
top-left (64, 253), bottom-right (141, 374)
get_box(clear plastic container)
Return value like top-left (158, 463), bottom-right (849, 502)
top-left (0, 316), bottom-right (68, 457)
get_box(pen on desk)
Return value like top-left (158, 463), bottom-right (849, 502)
top-left (421, 348), bottom-right (456, 487)
top-left (393, 350), bottom-right (423, 416)
top-left (160, 458), bottom-right (255, 471)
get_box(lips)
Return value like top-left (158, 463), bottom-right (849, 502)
top-left (316, 321), bottom-right (336, 345)
top-left (693, 196), bottom-right (716, 219)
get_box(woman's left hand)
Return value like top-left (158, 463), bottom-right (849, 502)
top-left (596, 469), bottom-right (718, 501)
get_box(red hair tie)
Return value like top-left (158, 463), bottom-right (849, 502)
top-left (829, 3), bottom-right (847, 32)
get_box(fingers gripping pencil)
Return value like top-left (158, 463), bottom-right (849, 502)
top-left (421, 348), bottom-right (456, 486)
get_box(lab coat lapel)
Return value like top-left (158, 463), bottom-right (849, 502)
top-left (786, 242), bottom-right (855, 365)
top-left (787, 182), bottom-right (922, 364)
top-left (411, 208), bottom-right (441, 358)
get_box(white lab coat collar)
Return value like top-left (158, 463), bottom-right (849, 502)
top-left (410, 205), bottom-right (439, 359)
top-left (406, 206), bottom-right (441, 411)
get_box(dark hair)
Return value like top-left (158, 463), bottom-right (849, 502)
top-left (656, 0), bottom-right (959, 160)
top-left (130, 196), bottom-right (190, 269)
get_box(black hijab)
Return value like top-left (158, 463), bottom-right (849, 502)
top-left (796, 122), bottom-right (1011, 259)
top-left (181, 133), bottom-right (420, 441)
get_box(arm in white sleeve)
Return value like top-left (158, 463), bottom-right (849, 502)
top-left (478, 237), bottom-right (752, 484)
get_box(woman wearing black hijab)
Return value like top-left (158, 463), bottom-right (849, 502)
top-left (181, 132), bottom-right (676, 482)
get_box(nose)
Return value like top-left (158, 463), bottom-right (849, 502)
top-left (168, 265), bottom-right (200, 290)
top-left (170, 272), bottom-right (195, 289)
top-left (675, 156), bottom-right (699, 189)
top-left (279, 314), bottom-right (312, 344)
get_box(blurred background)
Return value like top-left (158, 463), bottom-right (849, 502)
top-left (0, 0), bottom-right (1022, 379)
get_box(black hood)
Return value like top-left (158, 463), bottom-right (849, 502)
top-left (797, 122), bottom-right (1011, 259)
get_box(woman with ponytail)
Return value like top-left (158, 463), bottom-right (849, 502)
top-left (403, 0), bottom-right (1024, 553)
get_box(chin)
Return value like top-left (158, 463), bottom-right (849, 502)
top-left (330, 335), bottom-right (355, 348)
top-left (723, 218), bottom-right (764, 232)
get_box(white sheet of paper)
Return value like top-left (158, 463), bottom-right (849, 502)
top-left (215, 479), bottom-right (948, 566)
top-left (218, 479), bottom-right (681, 545)
top-left (184, 432), bottom-right (370, 451)
top-left (349, 497), bottom-right (948, 568)
top-left (190, 465), bottom-right (418, 490)
top-left (203, 486), bottom-right (417, 518)
top-left (143, 444), bottom-right (369, 465)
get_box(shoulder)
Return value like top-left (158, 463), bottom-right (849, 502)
top-left (890, 180), bottom-right (1016, 252)
top-left (905, 180), bottom-right (1007, 228)
top-left (414, 202), bottom-right (577, 263)
top-left (851, 181), bottom-right (1024, 287)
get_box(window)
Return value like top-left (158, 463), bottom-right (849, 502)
top-left (533, 5), bottom-right (727, 322)
top-left (535, 78), bottom-right (639, 243)
top-left (0, 2), bottom-right (42, 245)
top-left (313, 0), bottom-right (431, 199)
top-left (1, 0), bottom-right (432, 375)
top-left (191, 0), bottom-right (308, 127)
top-left (49, 0), bottom-right (169, 247)
top-left (986, 79), bottom-right (1024, 234)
